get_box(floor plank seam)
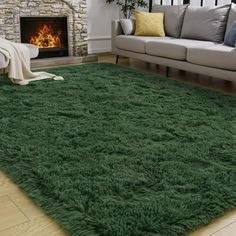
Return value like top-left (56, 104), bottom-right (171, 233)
top-left (7, 194), bottom-right (31, 221)
top-left (0, 215), bottom-right (48, 234)
top-left (209, 218), bottom-right (236, 235)
top-left (0, 219), bottom-right (30, 234)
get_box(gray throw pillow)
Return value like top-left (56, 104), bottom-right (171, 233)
top-left (225, 3), bottom-right (236, 39)
top-left (152, 4), bottom-right (188, 38)
top-left (224, 20), bottom-right (236, 47)
top-left (120, 19), bottom-right (135, 35)
top-left (181, 5), bottom-right (230, 43)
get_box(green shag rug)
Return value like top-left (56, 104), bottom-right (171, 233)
top-left (0, 63), bottom-right (236, 236)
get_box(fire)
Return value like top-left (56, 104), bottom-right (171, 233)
top-left (30, 24), bottom-right (62, 48)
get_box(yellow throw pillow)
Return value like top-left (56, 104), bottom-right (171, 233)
top-left (134, 11), bottom-right (165, 37)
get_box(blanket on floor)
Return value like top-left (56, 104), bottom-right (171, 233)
top-left (0, 38), bottom-right (64, 85)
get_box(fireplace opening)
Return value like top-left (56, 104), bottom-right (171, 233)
top-left (20, 17), bottom-right (69, 59)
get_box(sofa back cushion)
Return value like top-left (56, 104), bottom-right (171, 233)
top-left (181, 5), bottom-right (230, 43)
top-left (225, 3), bottom-right (236, 38)
top-left (152, 4), bottom-right (188, 38)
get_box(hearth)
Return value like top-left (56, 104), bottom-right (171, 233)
top-left (20, 17), bottom-right (69, 59)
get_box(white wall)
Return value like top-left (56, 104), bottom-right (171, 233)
top-left (86, 0), bottom-right (119, 54)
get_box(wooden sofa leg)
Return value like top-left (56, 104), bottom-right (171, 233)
top-left (166, 67), bottom-right (169, 77)
top-left (116, 55), bottom-right (119, 64)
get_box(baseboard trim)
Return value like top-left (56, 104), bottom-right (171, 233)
top-left (89, 48), bottom-right (112, 54)
top-left (87, 36), bottom-right (111, 41)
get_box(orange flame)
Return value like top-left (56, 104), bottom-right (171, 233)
top-left (30, 24), bottom-right (62, 48)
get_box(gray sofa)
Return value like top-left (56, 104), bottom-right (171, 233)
top-left (0, 43), bottom-right (39, 70)
top-left (112, 3), bottom-right (236, 82)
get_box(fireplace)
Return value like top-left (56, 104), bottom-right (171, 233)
top-left (20, 17), bottom-right (69, 59)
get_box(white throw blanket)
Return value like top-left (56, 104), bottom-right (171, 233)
top-left (0, 38), bottom-right (64, 85)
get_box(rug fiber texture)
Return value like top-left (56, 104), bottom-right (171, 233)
top-left (0, 63), bottom-right (236, 236)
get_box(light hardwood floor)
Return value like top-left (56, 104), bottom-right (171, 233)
top-left (0, 54), bottom-right (236, 236)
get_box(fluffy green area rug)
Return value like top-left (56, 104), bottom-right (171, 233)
top-left (0, 63), bottom-right (236, 236)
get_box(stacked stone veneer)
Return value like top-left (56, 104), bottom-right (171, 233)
top-left (0, 0), bottom-right (88, 56)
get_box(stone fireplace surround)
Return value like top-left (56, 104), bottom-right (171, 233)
top-left (0, 0), bottom-right (88, 57)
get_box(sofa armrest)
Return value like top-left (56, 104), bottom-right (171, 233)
top-left (111, 20), bottom-right (124, 52)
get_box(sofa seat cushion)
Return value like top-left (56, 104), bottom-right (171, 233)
top-left (187, 44), bottom-right (236, 71)
top-left (146, 39), bottom-right (215, 60)
top-left (24, 44), bottom-right (39, 59)
top-left (114, 35), bottom-right (171, 53)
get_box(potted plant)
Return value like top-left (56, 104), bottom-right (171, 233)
top-left (106, 0), bottom-right (148, 19)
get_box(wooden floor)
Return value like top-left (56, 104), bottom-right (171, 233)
top-left (0, 54), bottom-right (236, 236)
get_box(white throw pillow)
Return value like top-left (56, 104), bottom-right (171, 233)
top-left (120, 19), bottom-right (135, 35)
